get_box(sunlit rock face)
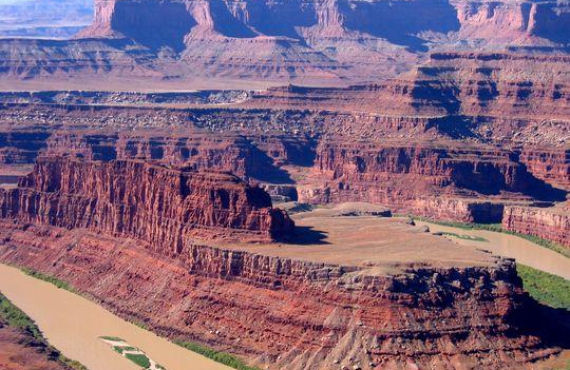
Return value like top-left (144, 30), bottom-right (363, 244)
top-left (0, 0), bottom-right (568, 83)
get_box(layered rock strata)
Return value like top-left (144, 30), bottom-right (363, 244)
top-left (503, 205), bottom-right (570, 247)
top-left (297, 141), bottom-right (566, 221)
top-left (1, 0), bottom-right (570, 83)
top-left (0, 220), bottom-right (561, 370)
top-left (0, 156), bottom-right (293, 244)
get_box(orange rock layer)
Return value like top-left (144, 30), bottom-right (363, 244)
top-left (0, 156), bottom-right (294, 244)
top-left (502, 206), bottom-right (570, 247)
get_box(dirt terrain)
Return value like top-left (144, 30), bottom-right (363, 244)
top-left (220, 206), bottom-right (498, 274)
top-left (0, 325), bottom-right (67, 370)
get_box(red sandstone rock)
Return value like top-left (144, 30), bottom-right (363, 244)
top-left (1, 0), bottom-right (570, 83)
top-left (0, 156), bottom-right (294, 245)
top-left (502, 205), bottom-right (570, 247)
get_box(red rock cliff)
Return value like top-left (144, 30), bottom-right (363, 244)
top-left (0, 156), bottom-right (294, 246)
top-left (502, 205), bottom-right (570, 247)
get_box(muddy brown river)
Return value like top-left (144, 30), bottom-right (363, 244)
top-left (0, 264), bottom-right (230, 370)
top-left (417, 221), bottom-right (570, 280)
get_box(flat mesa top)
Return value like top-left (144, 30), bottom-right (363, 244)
top-left (213, 205), bottom-right (500, 275)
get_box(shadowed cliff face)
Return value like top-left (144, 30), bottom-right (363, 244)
top-left (80, 0), bottom-right (570, 46)
top-left (528, 2), bottom-right (570, 44)
top-left (339, 0), bottom-right (461, 51)
top-left (112, 1), bottom-right (196, 51)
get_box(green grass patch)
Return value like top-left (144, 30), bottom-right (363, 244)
top-left (21, 268), bottom-right (79, 293)
top-left (100, 335), bottom-right (125, 342)
top-left (517, 264), bottom-right (570, 310)
top-left (113, 345), bottom-right (138, 354)
top-left (0, 292), bottom-right (43, 340)
top-left (175, 340), bottom-right (259, 370)
top-left (438, 232), bottom-right (488, 242)
top-left (124, 353), bottom-right (151, 368)
top-left (0, 293), bottom-right (87, 370)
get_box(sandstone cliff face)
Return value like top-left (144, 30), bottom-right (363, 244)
top-left (0, 221), bottom-right (559, 370)
top-left (0, 156), bottom-right (293, 245)
top-left (519, 147), bottom-right (570, 191)
top-left (2, 0), bottom-right (569, 83)
top-left (0, 99), bottom-right (567, 226)
top-left (503, 206), bottom-right (570, 247)
top-left (296, 141), bottom-right (565, 220)
top-left (79, 0), bottom-right (570, 47)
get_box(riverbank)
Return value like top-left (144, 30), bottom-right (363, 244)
top-left (0, 292), bottom-right (85, 370)
top-left (410, 216), bottom-right (570, 258)
top-left (0, 263), bottom-right (230, 370)
top-left (415, 220), bottom-right (570, 280)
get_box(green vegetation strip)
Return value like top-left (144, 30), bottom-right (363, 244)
top-left (21, 268), bottom-right (79, 293)
top-left (18, 267), bottom-right (259, 370)
top-left (100, 335), bottom-right (125, 341)
top-left (405, 215), bottom-right (570, 258)
top-left (438, 232), bottom-right (488, 242)
top-left (0, 292), bottom-right (87, 370)
top-left (124, 353), bottom-right (152, 368)
top-left (517, 264), bottom-right (570, 310)
top-left (175, 341), bottom-right (260, 370)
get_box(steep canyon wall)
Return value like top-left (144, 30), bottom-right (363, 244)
top-left (0, 156), bottom-right (293, 244)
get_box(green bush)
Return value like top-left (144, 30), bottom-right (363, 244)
top-left (124, 353), bottom-right (151, 369)
top-left (175, 341), bottom-right (259, 370)
top-left (517, 264), bottom-right (570, 310)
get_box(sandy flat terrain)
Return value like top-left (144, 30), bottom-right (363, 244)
top-left (214, 206), bottom-right (499, 275)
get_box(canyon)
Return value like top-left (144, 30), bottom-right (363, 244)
top-left (0, 0), bottom-right (569, 86)
top-left (0, 0), bottom-right (568, 369)
top-left (0, 192), bottom-right (567, 369)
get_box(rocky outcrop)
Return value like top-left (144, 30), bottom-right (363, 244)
top-left (0, 101), bottom-right (567, 224)
top-left (0, 220), bottom-right (561, 370)
top-left (297, 141), bottom-right (566, 216)
top-left (1, 0), bottom-right (569, 83)
top-left (502, 205), bottom-right (570, 247)
top-left (0, 156), bottom-right (293, 245)
top-left (519, 147), bottom-right (570, 191)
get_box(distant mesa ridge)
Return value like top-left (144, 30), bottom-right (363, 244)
top-left (0, 0), bottom-right (569, 82)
